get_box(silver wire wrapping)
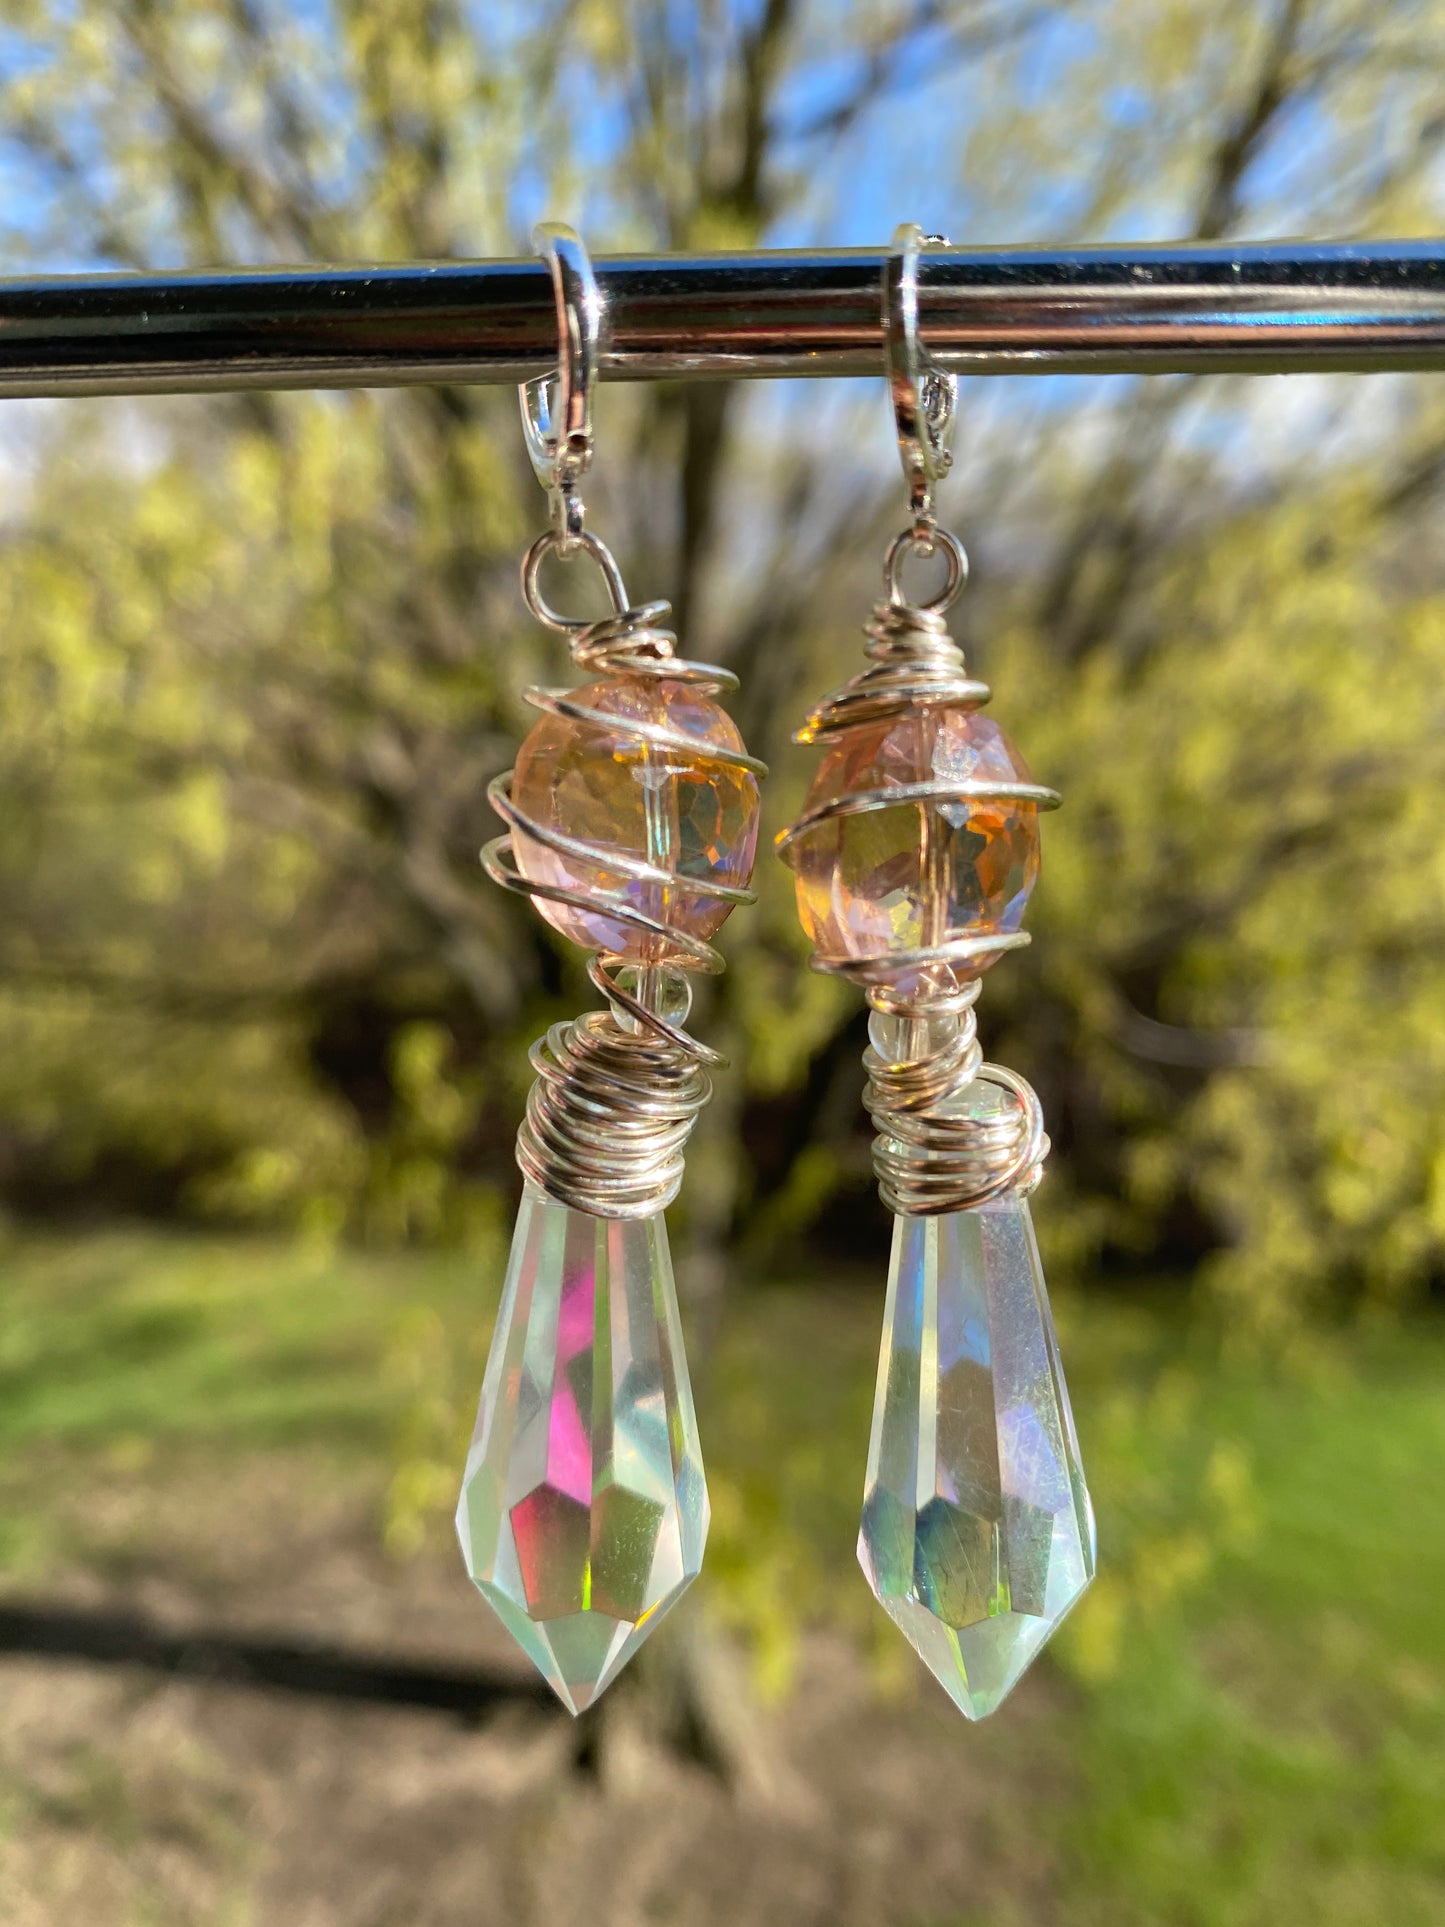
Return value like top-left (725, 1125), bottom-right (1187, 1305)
top-left (515, 957), bottom-right (714, 1217)
top-left (482, 537), bottom-right (764, 1218)
top-left (864, 981), bottom-right (1050, 1216)
top-left (777, 525), bottom-right (1056, 1217)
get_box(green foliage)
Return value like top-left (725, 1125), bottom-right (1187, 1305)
top-left (0, 393), bottom-right (533, 1235)
top-left (996, 484), bottom-right (1445, 1323)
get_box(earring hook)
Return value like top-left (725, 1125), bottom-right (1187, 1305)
top-left (883, 223), bottom-right (957, 530)
top-left (520, 221), bottom-right (605, 547)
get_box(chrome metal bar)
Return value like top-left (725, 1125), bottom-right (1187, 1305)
top-left (0, 241), bottom-right (1442, 396)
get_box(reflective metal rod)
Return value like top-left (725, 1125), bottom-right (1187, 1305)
top-left (0, 241), bottom-right (1442, 396)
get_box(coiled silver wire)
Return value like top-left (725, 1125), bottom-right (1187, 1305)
top-left (482, 529), bottom-right (764, 1218)
top-left (863, 979), bottom-right (1049, 1216)
top-left (778, 523), bottom-right (1055, 1216)
top-left (515, 958), bottom-right (714, 1217)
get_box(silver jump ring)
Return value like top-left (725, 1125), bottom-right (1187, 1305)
top-left (519, 222), bottom-right (605, 541)
top-left (521, 527), bottom-right (630, 633)
top-left (884, 223), bottom-right (957, 524)
top-left (883, 522), bottom-right (968, 613)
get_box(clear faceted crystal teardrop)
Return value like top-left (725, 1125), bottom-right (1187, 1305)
top-left (858, 1185), bottom-right (1096, 1719)
top-left (455, 1185), bottom-right (708, 1714)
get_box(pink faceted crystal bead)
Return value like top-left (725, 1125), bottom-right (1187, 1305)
top-left (789, 704), bottom-right (1039, 988)
top-left (511, 676), bottom-right (760, 959)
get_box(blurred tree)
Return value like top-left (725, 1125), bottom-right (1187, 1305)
top-left (0, 0), bottom-right (1442, 1334)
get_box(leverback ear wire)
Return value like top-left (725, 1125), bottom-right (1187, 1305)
top-left (884, 225), bottom-right (959, 531)
top-left (515, 223), bottom-right (645, 634)
top-left (519, 220), bottom-right (604, 549)
top-left (882, 224), bottom-right (970, 615)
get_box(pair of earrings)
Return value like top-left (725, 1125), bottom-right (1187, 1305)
top-left (455, 224), bottom-right (1095, 1720)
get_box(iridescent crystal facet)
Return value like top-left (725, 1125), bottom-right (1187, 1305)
top-left (511, 676), bottom-right (760, 958)
top-left (788, 705), bottom-right (1039, 988)
top-left (858, 1172), bottom-right (1095, 1719)
top-left (456, 1184), bottom-right (708, 1714)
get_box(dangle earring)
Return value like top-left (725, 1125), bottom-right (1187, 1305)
top-left (777, 227), bottom-right (1095, 1719)
top-left (455, 225), bottom-right (765, 1714)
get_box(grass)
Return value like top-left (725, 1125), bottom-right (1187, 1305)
top-left (0, 1223), bottom-right (492, 1579)
top-left (0, 1225), bottom-right (486, 1456)
top-left (0, 1223), bottom-right (1441, 1927)
top-left (1054, 1320), bottom-right (1445, 1927)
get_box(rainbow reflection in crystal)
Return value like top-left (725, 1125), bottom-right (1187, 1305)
top-left (456, 1184), bottom-right (708, 1714)
top-left (858, 1159), bottom-right (1095, 1719)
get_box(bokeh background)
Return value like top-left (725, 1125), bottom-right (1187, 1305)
top-left (1, 2), bottom-right (1443, 1922)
